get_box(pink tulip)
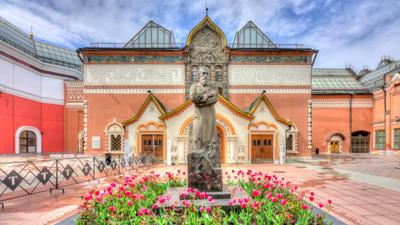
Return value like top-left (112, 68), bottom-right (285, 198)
top-left (128, 200), bottom-right (133, 206)
top-left (280, 199), bottom-right (287, 205)
top-left (302, 204), bottom-right (308, 210)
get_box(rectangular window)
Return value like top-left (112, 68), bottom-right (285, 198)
top-left (375, 130), bottom-right (385, 149)
top-left (394, 128), bottom-right (400, 149)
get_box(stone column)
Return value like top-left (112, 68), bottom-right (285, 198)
top-left (226, 135), bottom-right (237, 163)
top-left (177, 135), bottom-right (187, 165)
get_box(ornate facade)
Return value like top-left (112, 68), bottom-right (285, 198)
top-left (1, 15), bottom-right (399, 160)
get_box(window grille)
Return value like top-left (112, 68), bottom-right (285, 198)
top-left (286, 134), bottom-right (293, 151)
top-left (111, 135), bottom-right (121, 151)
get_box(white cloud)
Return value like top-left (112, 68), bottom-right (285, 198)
top-left (0, 0), bottom-right (399, 70)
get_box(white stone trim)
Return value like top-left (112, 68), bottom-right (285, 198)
top-left (15, 126), bottom-right (42, 154)
top-left (0, 84), bottom-right (64, 105)
top-left (84, 88), bottom-right (185, 94)
top-left (312, 98), bottom-right (373, 108)
top-left (308, 100), bottom-right (312, 149)
top-left (66, 102), bottom-right (84, 109)
top-left (229, 89), bottom-right (311, 94)
top-left (83, 101), bottom-right (88, 152)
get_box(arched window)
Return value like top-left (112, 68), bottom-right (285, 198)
top-left (215, 66), bottom-right (223, 82)
top-left (16, 126), bottom-right (42, 154)
top-left (105, 119), bottom-right (124, 152)
top-left (20, 131), bottom-right (37, 153)
top-left (191, 66), bottom-right (199, 82)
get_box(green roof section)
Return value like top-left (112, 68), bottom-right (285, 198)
top-left (312, 68), bottom-right (367, 94)
top-left (0, 16), bottom-right (81, 73)
top-left (358, 60), bottom-right (400, 91)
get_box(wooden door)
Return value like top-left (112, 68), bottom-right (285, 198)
top-left (330, 141), bottom-right (339, 153)
top-left (141, 134), bottom-right (164, 163)
top-left (251, 134), bottom-right (273, 163)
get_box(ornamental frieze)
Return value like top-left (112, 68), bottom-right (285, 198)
top-left (84, 55), bottom-right (184, 64)
top-left (230, 56), bottom-right (311, 64)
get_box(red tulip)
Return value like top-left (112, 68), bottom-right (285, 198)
top-left (302, 204), bottom-right (308, 210)
top-left (206, 206), bottom-right (211, 213)
top-left (327, 199), bottom-right (332, 204)
top-left (280, 199), bottom-right (287, 205)
top-left (109, 205), bottom-right (115, 212)
top-left (318, 203), bottom-right (324, 208)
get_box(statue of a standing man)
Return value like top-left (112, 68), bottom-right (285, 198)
top-left (190, 67), bottom-right (218, 148)
top-left (188, 66), bottom-right (222, 191)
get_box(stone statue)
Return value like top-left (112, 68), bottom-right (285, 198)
top-left (187, 67), bottom-right (222, 192)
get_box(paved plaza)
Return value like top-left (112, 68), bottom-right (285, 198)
top-left (0, 154), bottom-right (400, 225)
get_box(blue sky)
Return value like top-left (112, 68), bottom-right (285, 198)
top-left (1, 0), bottom-right (400, 71)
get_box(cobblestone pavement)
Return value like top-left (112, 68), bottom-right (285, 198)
top-left (1, 154), bottom-right (400, 225)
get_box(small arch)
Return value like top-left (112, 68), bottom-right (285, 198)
top-left (15, 126), bottom-right (42, 154)
top-left (248, 121), bottom-right (278, 131)
top-left (179, 114), bottom-right (235, 136)
top-left (327, 133), bottom-right (345, 141)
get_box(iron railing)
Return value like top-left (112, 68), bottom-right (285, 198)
top-left (0, 154), bottom-right (154, 209)
top-left (89, 42), bottom-right (305, 49)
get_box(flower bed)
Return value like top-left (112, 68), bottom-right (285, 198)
top-left (77, 170), bottom-right (332, 224)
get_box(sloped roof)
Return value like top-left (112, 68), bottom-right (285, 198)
top-left (159, 95), bottom-right (254, 121)
top-left (124, 21), bottom-right (176, 48)
top-left (0, 16), bottom-right (82, 72)
top-left (312, 68), bottom-right (367, 94)
top-left (358, 60), bottom-right (400, 91)
top-left (122, 93), bottom-right (167, 126)
top-left (232, 21), bottom-right (276, 49)
top-left (247, 94), bottom-right (292, 126)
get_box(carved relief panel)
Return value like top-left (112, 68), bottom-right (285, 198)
top-left (185, 25), bottom-right (229, 98)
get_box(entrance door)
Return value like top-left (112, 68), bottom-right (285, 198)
top-left (19, 131), bottom-right (37, 153)
top-left (141, 134), bottom-right (163, 163)
top-left (351, 131), bottom-right (370, 153)
top-left (330, 141), bottom-right (340, 153)
top-left (251, 134), bottom-right (273, 163)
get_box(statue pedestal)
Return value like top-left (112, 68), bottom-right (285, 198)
top-left (187, 140), bottom-right (222, 192)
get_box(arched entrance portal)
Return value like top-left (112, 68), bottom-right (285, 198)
top-left (328, 133), bottom-right (344, 154)
top-left (179, 114), bottom-right (235, 164)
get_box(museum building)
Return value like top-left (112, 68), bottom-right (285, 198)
top-left (0, 16), bottom-right (399, 163)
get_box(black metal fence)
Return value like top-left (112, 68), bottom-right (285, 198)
top-left (0, 154), bottom-right (154, 208)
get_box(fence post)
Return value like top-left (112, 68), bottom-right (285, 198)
top-left (93, 156), bottom-right (96, 181)
top-left (55, 159), bottom-right (59, 190)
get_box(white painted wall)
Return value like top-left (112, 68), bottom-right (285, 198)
top-left (84, 64), bottom-right (185, 85)
top-left (229, 64), bottom-right (311, 86)
top-left (0, 57), bottom-right (64, 104)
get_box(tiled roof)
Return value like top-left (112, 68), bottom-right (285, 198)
top-left (358, 60), bottom-right (400, 91)
top-left (0, 16), bottom-right (81, 73)
top-left (312, 68), bottom-right (367, 94)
